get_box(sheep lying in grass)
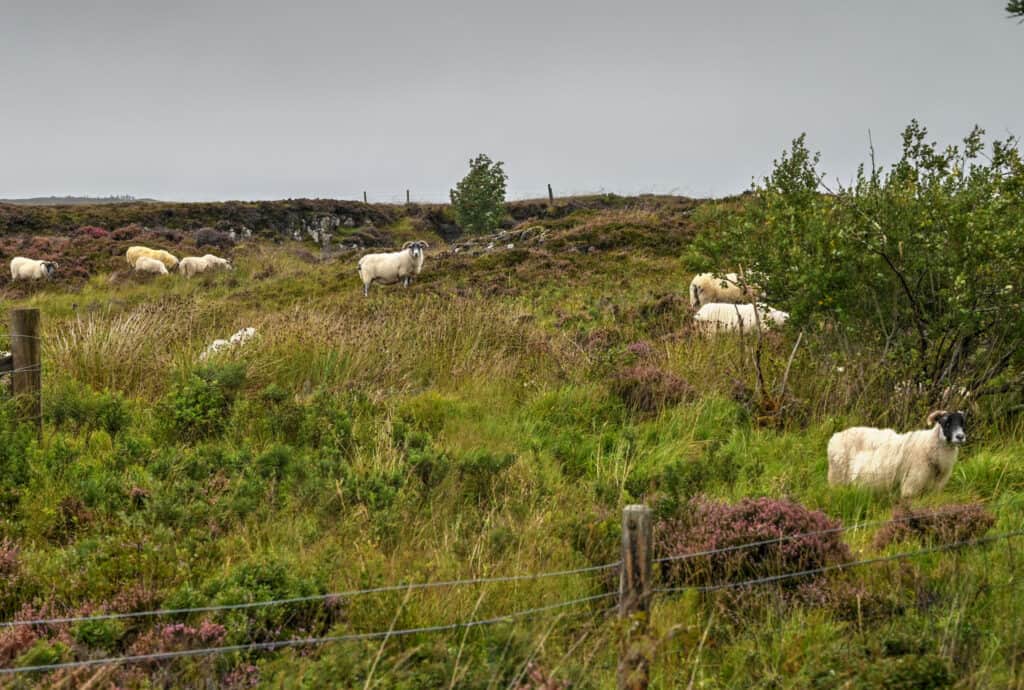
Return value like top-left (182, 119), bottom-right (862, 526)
top-left (180, 254), bottom-right (233, 278)
top-left (693, 302), bottom-right (789, 334)
top-left (356, 241), bottom-right (429, 296)
top-left (134, 256), bottom-right (169, 275)
top-left (126, 246), bottom-right (179, 271)
top-left (689, 272), bottom-right (760, 308)
top-left (200, 327), bottom-right (257, 360)
top-left (10, 257), bottom-right (58, 281)
top-left (833, 411), bottom-right (967, 498)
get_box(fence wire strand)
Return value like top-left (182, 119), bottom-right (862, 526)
top-left (654, 528), bottom-right (1024, 596)
top-left (0, 561), bottom-right (621, 629)
top-left (0, 591), bottom-right (617, 676)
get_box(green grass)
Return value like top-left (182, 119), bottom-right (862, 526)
top-left (0, 205), bottom-right (1022, 688)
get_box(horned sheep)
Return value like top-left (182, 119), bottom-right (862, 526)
top-left (9, 257), bottom-right (58, 281)
top-left (126, 246), bottom-right (179, 271)
top-left (830, 411), bottom-right (967, 498)
top-left (693, 302), bottom-right (789, 334)
top-left (689, 272), bottom-right (761, 308)
top-left (356, 241), bottom-right (429, 296)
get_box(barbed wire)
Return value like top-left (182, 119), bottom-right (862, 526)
top-left (0, 591), bottom-right (617, 676)
top-left (0, 560), bottom-right (620, 629)
top-left (0, 333), bottom-right (44, 340)
top-left (655, 504), bottom-right (994, 565)
top-left (654, 527), bottom-right (1024, 596)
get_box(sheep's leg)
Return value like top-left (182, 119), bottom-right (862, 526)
top-left (363, 282), bottom-right (369, 297)
top-left (403, 276), bottom-right (410, 288)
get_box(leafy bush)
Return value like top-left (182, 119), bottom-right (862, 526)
top-left (873, 503), bottom-right (995, 549)
top-left (450, 153), bottom-right (508, 234)
top-left (163, 363), bottom-right (246, 441)
top-left (656, 496), bottom-right (851, 588)
top-left (456, 449), bottom-right (516, 502)
top-left (46, 380), bottom-right (131, 436)
top-left (14, 639), bottom-right (67, 668)
top-left (71, 618), bottom-right (125, 649)
top-left (690, 121), bottom-right (1024, 401)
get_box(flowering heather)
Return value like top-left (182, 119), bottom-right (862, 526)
top-left (611, 365), bottom-right (694, 415)
top-left (626, 340), bottom-right (655, 358)
top-left (873, 503), bottom-right (996, 549)
top-left (77, 225), bottom-right (110, 239)
top-left (513, 662), bottom-right (571, 690)
top-left (656, 496), bottom-right (851, 588)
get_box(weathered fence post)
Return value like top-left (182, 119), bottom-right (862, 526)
top-left (10, 308), bottom-right (41, 438)
top-left (363, 191), bottom-right (368, 203)
top-left (406, 189), bottom-right (410, 204)
top-left (548, 183), bottom-right (554, 205)
top-left (618, 504), bottom-right (653, 690)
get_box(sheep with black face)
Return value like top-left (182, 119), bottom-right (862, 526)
top-left (356, 241), bottom-right (429, 296)
top-left (10, 257), bottom-right (58, 281)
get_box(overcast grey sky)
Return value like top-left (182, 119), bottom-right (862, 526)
top-left (1, 1), bottom-right (1021, 202)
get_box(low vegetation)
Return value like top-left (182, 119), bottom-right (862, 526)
top-left (0, 123), bottom-right (1022, 688)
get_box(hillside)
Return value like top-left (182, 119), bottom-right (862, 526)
top-left (0, 195), bottom-right (1021, 688)
top-left (0, 196), bottom-right (158, 207)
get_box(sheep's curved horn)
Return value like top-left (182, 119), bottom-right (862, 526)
top-left (926, 410), bottom-right (948, 426)
top-left (402, 241), bottom-right (414, 250)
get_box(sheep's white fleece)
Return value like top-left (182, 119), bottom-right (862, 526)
top-left (847, 424), bottom-right (960, 498)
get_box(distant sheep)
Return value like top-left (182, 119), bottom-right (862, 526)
top-left (689, 272), bottom-right (761, 308)
top-left (357, 241), bottom-right (429, 296)
top-left (126, 246), bottom-right (179, 270)
top-left (693, 302), bottom-right (789, 334)
top-left (200, 327), bottom-right (257, 360)
top-left (179, 254), bottom-right (232, 278)
top-left (9, 257), bottom-right (58, 281)
top-left (833, 411), bottom-right (967, 498)
top-left (134, 256), bottom-right (169, 275)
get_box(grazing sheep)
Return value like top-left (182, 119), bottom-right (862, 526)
top-left (693, 302), bottom-right (789, 334)
top-left (179, 254), bottom-right (232, 278)
top-left (356, 241), bottom-right (429, 296)
top-left (10, 257), bottom-right (58, 281)
top-left (134, 256), bottom-right (169, 275)
top-left (827, 426), bottom-right (900, 484)
top-left (125, 246), bottom-right (179, 270)
top-left (840, 410), bottom-right (967, 498)
top-left (689, 272), bottom-right (761, 308)
top-left (202, 254), bottom-right (232, 271)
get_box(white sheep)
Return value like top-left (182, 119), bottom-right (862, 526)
top-left (200, 327), bottom-right (257, 360)
top-left (356, 241), bottom-right (428, 296)
top-left (126, 246), bottom-right (179, 270)
top-left (839, 410), bottom-right (967, 498)
top-left (179, 254), bottom-right (232, 278)
top-left (134, 256), bottom-right (169, 275)
top-left (693, 302), bottom-right (789, 334)
top-left (689, 272), bottom-right (761, 308)
top-left (826, 426), bottom-right (900, 484)
top-left (10, 257), bottom-right (58, 281)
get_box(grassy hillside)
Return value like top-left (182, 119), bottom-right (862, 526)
top-left (0, 197), bottom-right (1022, 688)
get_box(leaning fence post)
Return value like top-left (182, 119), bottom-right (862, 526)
top-left (547, 183), bottom-right (554, 205)
top-left (618, 504), bottom-right (653, 690)
top-left (10, 308), bottom-right (41, 438)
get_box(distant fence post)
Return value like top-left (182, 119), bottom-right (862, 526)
top-left (363, 191), bottom-right (368, 203)
top-left (548, 183), bottom-right (554, 205)
top-left (406, 189), bottom-right (411, 204)
top-left (10, 309), bottom-right (41, 438)
top-left (618, 504), bottom-right (652, 690)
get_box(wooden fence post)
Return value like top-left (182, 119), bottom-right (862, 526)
top-left (618, 504), bottom-right (652, 690)
top-left (363, 191), bottom-right (368, 203)
top-left (548, 183), bottom-right (554, 205)
top-left (406, 189), bottom-right (410, 204)
top-left (10, 308), bottom-right (41, 438)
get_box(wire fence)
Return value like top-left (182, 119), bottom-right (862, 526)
top-left (1, 507), bottom-right (1021, 677)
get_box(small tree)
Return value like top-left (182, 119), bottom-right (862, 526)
top-left (1009, 0), bottom-right (1024, 20)
top-left (450, 154), bottom-right (508, 235)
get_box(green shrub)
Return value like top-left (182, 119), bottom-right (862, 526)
top-left (163, 363), bottom-right (246, 441)
top-left (71, 618), bottom-right (125, 649)
top-left (15, 640), bottom-right (68, 668)
top-left (46, 379), bottom-right (131, 436)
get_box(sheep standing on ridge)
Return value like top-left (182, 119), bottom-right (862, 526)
top-left (126, 246), bottom-right (179, 271)
top-left (689, 272), bottom-right (761, 308)
top-left (134, 256), bottom-right (169, 275)
top-left (832, 411), bottom-right (967, 498)
top-left (357, 241), bottom-right (429, 296)
top-left (10, 257), bottom-right (58, 281)
top-left (693, 302), bottom-right (789, 334)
